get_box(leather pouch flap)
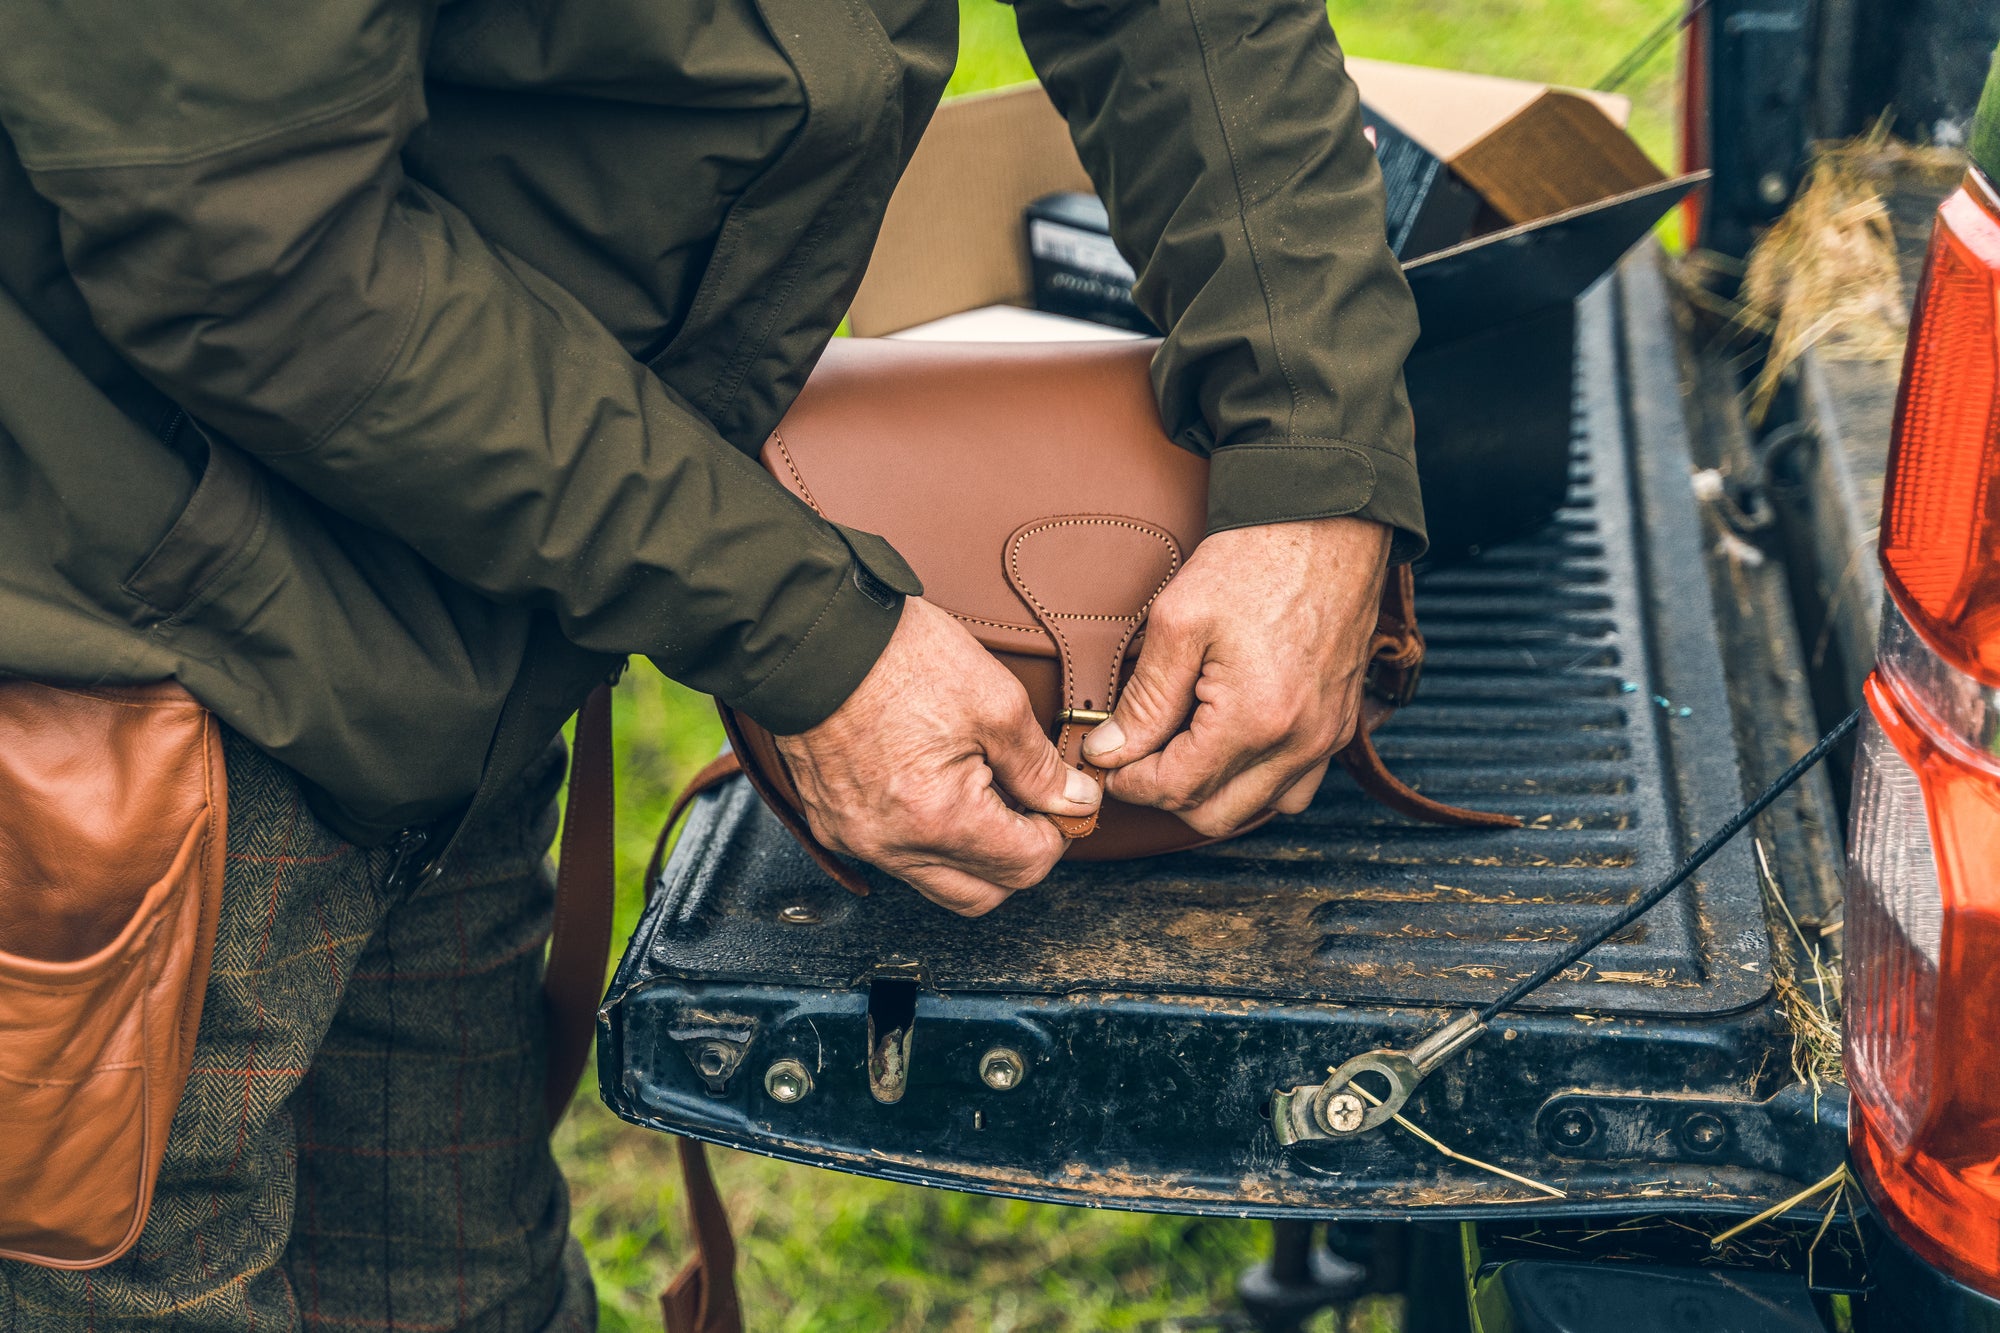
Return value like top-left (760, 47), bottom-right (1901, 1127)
top-left (761, 338), bottom-right (1207, 656)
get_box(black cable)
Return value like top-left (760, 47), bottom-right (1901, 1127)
top-left (1475, 708), bottom-right (1859, 1024)
top-left (1594, 0), bottom-right (1712, 94)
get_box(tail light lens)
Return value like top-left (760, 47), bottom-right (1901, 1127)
top-left (1878, 174), bottom-right (2000, 687)
top-left (1848, 598), bottom-right (2000, 1293)
top-left (1849, 165), bottom-right (2000, 1295)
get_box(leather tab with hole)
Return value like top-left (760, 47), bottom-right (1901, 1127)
top-left (1004, 515), bottom-right (1181, 839)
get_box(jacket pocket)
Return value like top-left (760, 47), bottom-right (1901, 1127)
top-left (121, 426), bottom-right (267, 624)
top-left (0, 679), bottom-right (226, 1268)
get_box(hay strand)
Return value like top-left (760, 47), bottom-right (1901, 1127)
top-left (1346, 1081), bottom-right (1567, 1199)
top-left (1709, 1165), bottom-right (1850, 1249)
top-left (1739, 124), bottom-right (1963, 424)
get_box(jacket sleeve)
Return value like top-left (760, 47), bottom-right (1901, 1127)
top-left (0, 0), bottom-right (912, 735)
top-left (1010, 0), bottom-right (1428, 561)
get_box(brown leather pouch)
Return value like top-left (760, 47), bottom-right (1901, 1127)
top-left (721, 338), bottom-right (1516, 893)
top-left (0, 679), bottom-right (226, 1268)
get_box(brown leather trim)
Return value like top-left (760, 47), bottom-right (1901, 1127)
top-left (1335, 731), bottom-right (1522, 830)
top-left (541, 691), bottom-right (744, 1333)
top-left (643, 750), bottom-right (747, 894)
top-left (659, 1139), bottom-right (743, 1333)
top-left (542, 684), bottom-right (614, 1126)
top-left (0, 679), bottom-right (225, 1268)
top-left (718, 705), bottom-right (873, 897)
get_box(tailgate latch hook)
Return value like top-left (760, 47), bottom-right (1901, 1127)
top-left (1271, 1010), bottom-right (1487, 1144)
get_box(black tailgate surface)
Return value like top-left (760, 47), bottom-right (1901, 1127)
top-left (628, 281), bottom-right (1768, 1020)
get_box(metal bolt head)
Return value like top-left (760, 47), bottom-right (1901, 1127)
top-left (1551, 1106), bottom-right (1596, 1149)
top-left (777, 903), bottom-right (820, 924)
top-left (763, 1059), bottom-right (812, 1104)
top-left (979, 1047), bottom-right (1026, 1091)
top-left (695, 1042), bottom-right (731, 1078)
top-left (1323, 1092), bottom-right (1367, 1134)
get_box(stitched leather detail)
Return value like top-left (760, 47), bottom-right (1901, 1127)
top-left (945, 609), bottom-right (1046, 638)
top-left (1005, 516), bottom-right (1182, 840)
top-left (768, 432), bottom-right (825, 517)
top-left (1006, 517), bottom-right (1180, 711)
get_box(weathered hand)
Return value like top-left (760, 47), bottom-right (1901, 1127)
top-left (774, 597), bottom-right (1100, 916)
top-left (1082, 516), bottom-right (1391, 836)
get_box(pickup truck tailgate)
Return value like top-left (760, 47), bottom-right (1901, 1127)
top-left (600, 253), bottom-right (1845, 1220)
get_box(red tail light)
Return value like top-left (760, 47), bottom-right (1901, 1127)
top-left (1879, 174), bottom-right (2000, 688)
top-left (1849, 168), bottom-right (2000, 1295)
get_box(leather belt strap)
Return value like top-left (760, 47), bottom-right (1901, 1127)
top-left (544, 684), bottom-right (615, 1127)
top-left (544, 683), bottom-right (744, 1333)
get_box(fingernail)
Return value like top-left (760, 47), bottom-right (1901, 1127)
top-left (1064, 767), bottom-right (1101, 806)
top-left (1082, 719), bottom-right (1125, 760)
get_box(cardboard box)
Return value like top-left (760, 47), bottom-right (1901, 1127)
top-left (846, 66), bottom-right (1701, 556)
top-left (1346, 58), bottom-right (1665, 226)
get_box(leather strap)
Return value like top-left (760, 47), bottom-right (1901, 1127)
top-left (1336, 731), bottom-right (1521, 829)
top-left (1335, 566), bottom-right (1521, 831)
top-left (659, 1137), bottom-right (744, 1333)
top-left (717, 705), bottom-right (874, 896)
top-left (543, 686), bottom-right (743, 1333)
top-left (544, 683), bottom-right (615, 1126)
top-left (643, 749), bottom-right (748, 893)
top-left (1004, 514), bottom-right (1183, 842)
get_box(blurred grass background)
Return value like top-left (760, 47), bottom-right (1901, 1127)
top-left (557, 3), bottom-right (1683, 1327)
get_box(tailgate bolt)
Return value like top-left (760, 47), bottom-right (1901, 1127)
top-left (1682, 1113), bottom-right (1728, 1154)
top-left (1551, 1107), bottom-right (1596, 1149)
top-left (980, 1048), bottom-right (1027, 1091)
top-left (1323, 1092), bottom-right (1367, 1134)
top-left (763, 1059), bottom-right (812, 1104)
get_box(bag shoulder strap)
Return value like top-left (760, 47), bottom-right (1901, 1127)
top-left (545, 684), bottom-right (743, 1333)
top-left (1339, 566), bottom-right (1520, 830)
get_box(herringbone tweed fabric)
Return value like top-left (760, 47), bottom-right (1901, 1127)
top-left (0, 731), bottom-right (596, 1332)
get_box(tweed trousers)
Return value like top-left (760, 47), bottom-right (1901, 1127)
top-left (0, 730), bottom-right (596, 1332)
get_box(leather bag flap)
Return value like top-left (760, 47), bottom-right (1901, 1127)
top-left (762, 338), bottom-right (1206, 658)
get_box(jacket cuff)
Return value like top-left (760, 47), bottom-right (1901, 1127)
top-left (724, 524), bottom-right (925, 735)
top-left (1206, 440), bottom-right (1429, 565)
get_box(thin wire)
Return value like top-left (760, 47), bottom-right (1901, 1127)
top-left (1594, 0), bottom-right (1712, 93)
top-left (1475, 709), bottom-right (1859, 1024)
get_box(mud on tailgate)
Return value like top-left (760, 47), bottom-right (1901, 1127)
top-left (599, 259), bottom-right (1843, 1219)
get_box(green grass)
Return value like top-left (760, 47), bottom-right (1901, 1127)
top-left (560, 5), bottom-right (1689, 1325)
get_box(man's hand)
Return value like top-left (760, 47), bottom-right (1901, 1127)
top-left (1082, 516), bottom-right (1391, 836)
top-left (774, 597), bottom-right (1100, 916)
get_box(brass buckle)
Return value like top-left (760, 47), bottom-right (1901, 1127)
top-left (1054, 708), bottom-right (1112, 728)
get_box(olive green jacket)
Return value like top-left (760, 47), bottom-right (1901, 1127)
top-left (0, 0), bottom-right (1420, 846)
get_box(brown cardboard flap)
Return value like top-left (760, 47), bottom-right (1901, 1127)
top-left (848, 84), bottom-right (1091, 337)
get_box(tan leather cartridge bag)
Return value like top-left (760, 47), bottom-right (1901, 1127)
top-left (0, 679), bottom-right (226, 1268)
top-left (718, 338), bottom-right (1516, 893)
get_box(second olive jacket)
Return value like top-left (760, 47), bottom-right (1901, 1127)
top-left (0, 0), bottom-right (1421, 846)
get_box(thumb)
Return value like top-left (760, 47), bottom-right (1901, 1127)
top-left (984, 696), bottom-right (1103, 818)
top-left (1083, 619), bottom-right (1203, 768)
